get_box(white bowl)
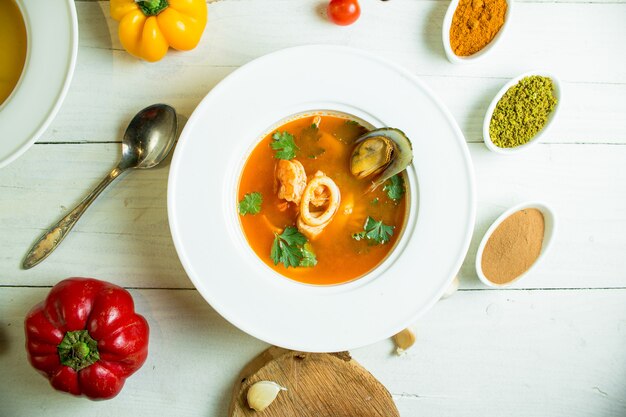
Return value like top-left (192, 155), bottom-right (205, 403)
top-left (483, 71), bottom-right (561, 154)
top-left (475, 201), bottom-right (556, 288)
top-left (442, 0), bottom-right (513, 64)
top-left (168, 45), bottom-right (476, 352)
top-left (0, 0), bottom-right (78, 168)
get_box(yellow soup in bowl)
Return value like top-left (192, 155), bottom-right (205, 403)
top-left (0, 0), bottom-right (27, 106)
top-left (238, 113), bottom-right (410, 286)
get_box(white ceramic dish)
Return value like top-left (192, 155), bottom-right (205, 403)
top-left (0, 0), bottom-right (78, 169)
top-left (168, 45), bottom-right (476, 352)
top-left (442, 0), bottom-right (513, 64)
top-left (483, 71), bottom-right (561, 154)
top-left (475, 201), bottom-right (556, 288)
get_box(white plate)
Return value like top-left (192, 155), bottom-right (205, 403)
top-left (168, 45), bottom-right (476, 352)
top-left (0, 0), bottom-right (78, 168)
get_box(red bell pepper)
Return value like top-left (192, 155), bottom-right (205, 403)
top-left (24, 278), bottom-right (149, 400)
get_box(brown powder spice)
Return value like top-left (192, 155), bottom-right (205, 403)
top-left (450, 0), bottom-right (507, 57)
top-left (481, 209), bottom-right (545, 285)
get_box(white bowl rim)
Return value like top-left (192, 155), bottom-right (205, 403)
top-left (442, 0), bottom-right (513, 64)
top-left (475, 201), bottom-right (557, 288)
top-left (483, 70), bottom-right (562, 154)
top-left (167, 45), bottom-right (477, 352)
top-left (0, 0), bottom-right (78, 169)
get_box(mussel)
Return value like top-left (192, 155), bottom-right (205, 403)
top-left (349, 128), bottom-right (413, 191)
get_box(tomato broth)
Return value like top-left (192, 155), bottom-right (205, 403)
top-left (0, 0), bottom-right (27, 106)
top-left (238, 114), bottom-right (408, 285)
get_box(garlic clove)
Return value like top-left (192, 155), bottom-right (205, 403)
top-left (393, 328), bottom-right (416, 355)
top-left (440, 275), bottom-right (460, 300)
top-left (247, 380), bottom-right (287, 412)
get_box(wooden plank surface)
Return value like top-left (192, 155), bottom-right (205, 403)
top-left (40, 1), bottom-right (626, 144)
top-left (1, 143), bottom-right (624, 289)
top-left (1, 287), bottom-right (625, 416)
top-left (77, 0), bottom-right (626, 83)
top-left (1, 0), bottom-right (625, 416)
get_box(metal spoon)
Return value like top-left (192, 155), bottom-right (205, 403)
top-left (22, 104), bottom-right (178, 269)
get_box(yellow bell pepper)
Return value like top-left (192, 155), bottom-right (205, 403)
top-left (111, 0), bottom-right (207, 62)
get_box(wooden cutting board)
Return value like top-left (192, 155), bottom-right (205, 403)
top-left (229, 346), bottom-right (399, 417)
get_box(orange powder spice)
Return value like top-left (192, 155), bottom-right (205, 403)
top-left (450, 0), bottom-right (507, 57)
top-left (481, 209), bottom-right (545, 285)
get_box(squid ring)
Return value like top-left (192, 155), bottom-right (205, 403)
top-left (300, 172), bottom-right (341, 227)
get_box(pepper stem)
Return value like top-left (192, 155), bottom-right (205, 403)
top-left (135, 0), bottom-right (169, 16)
top-left (57, 330), bottom-right (100, 371)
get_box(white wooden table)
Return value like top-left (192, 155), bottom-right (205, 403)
top-left (1, 0), bottom-right (625, 415)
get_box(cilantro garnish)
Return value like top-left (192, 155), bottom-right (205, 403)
top-left (299, 124), bottom-right (325, 159)
top-left (238, 192), bottom-right (262, 215)
top-left (271, 131), bottom-right (299, 160)
top-left (270, 227), bottom-right (317, 268)
top-left (333, 120), bottom-right (368, 144)
top-left (299, 243), bottom-right (318, 267)
top-left (383, 174), bottom-right (405, 201)
top-left (352, 216), bottom-right (394, 245)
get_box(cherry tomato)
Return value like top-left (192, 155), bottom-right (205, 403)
top-left (327, 0), bottom-right (361, 26)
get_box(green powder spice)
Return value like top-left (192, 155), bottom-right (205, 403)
top-left (489, 76), bottom-right (557, 148)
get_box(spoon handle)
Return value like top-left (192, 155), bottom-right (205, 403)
top-left (22, 167), bottom-right (125, 269)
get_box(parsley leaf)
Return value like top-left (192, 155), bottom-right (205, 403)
top-left (271, 236), bottom-right (301, 268)
top-left (299, 243), bottom-right (318, 267)
top-left (278, 226), bottom-right (307, 247)
top-left (238, 192), bottom-right (262, 215)
top-left (270, 227), bottom-right (316, 268)
top-left (383, 175), bottom-right (405, 201)
top-left (271, 131), bottom-right (299, 160)
top-left (299, 124), bottom-right (325, 159)
top-left (333, 120), bottom-right (368, 145)
top-left (352, 216), bottom-right (394, 245)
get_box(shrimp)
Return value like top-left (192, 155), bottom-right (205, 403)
top-left (275, 159), bottom-right (307, 204)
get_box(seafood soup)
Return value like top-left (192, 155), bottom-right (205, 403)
top-left (237, 113), bottom-right (412, 285)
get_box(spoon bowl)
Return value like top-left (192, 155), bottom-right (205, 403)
top-left (22, 104), bottom-right (178, 269)
top-left (120, 104), bottom-right (178, 169)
